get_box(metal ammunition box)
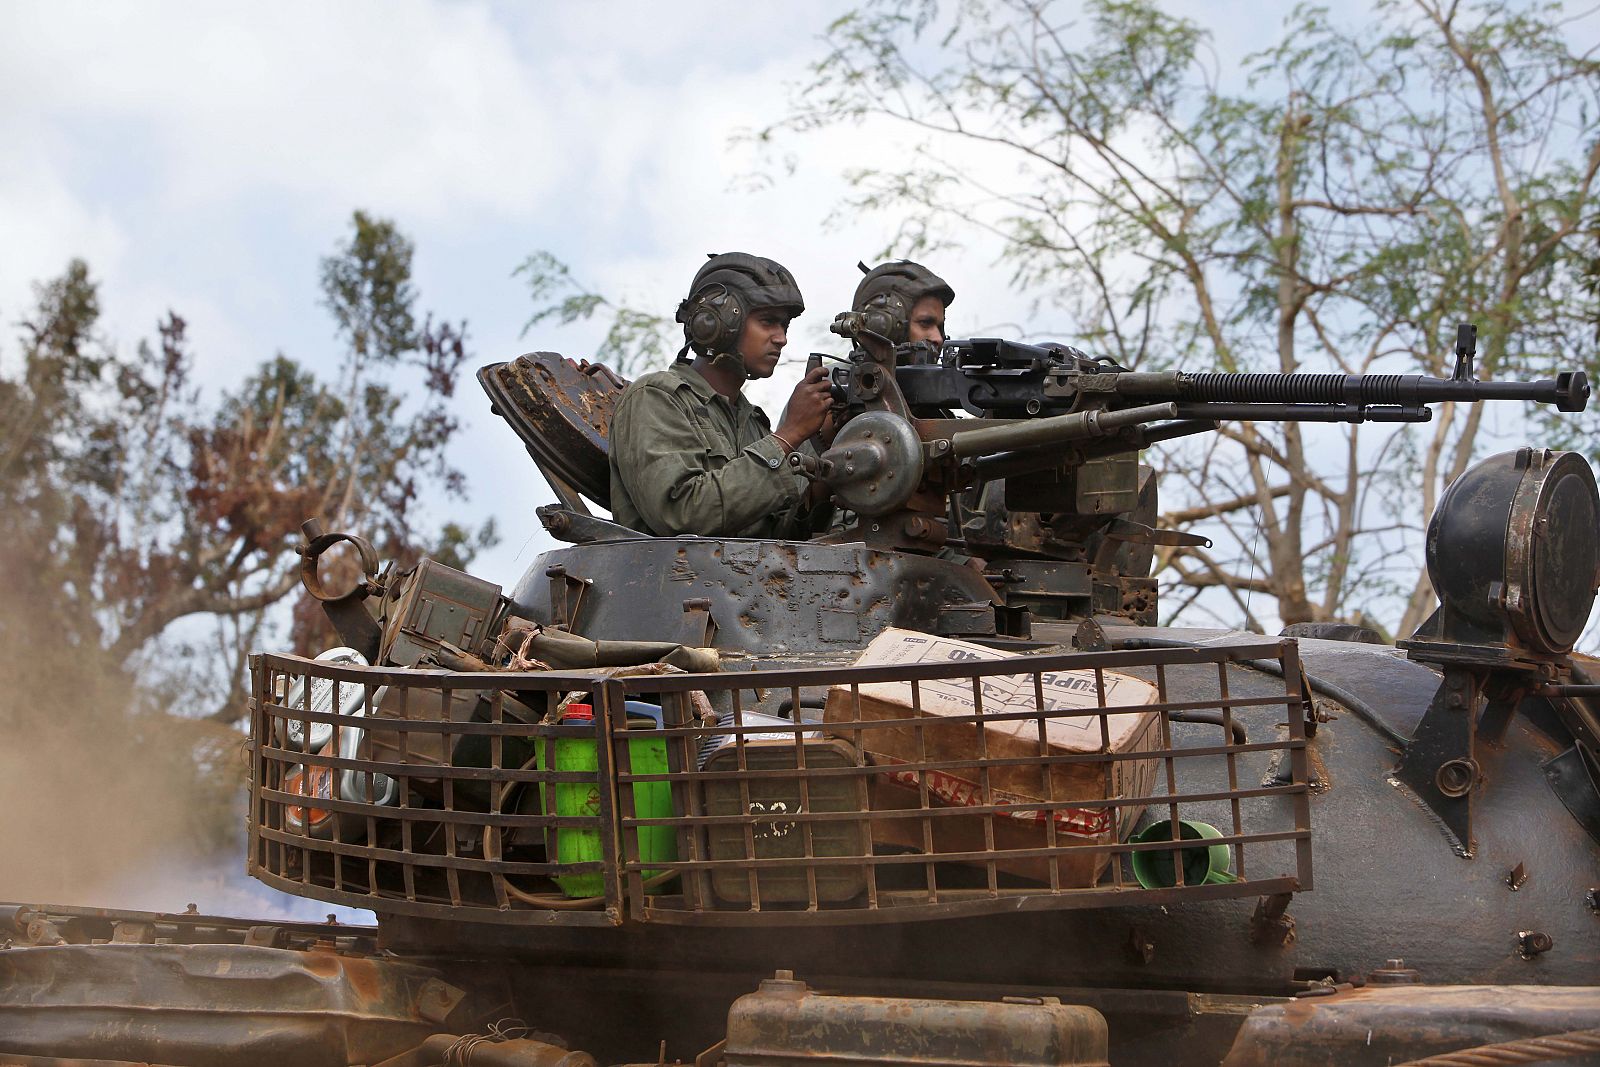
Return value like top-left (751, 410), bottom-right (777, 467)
top-left (702, 737), bottom-right (870, 907)
top-left (382, 558), bottom-right (505, 667)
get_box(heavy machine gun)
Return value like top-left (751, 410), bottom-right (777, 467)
top-left (793, 319), bottom-right (1589, 627)
top-left (830, 320), bottom-right (1588, 422)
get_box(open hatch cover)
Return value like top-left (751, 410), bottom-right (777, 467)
top-left (477, 353), bottom-right (629, 512)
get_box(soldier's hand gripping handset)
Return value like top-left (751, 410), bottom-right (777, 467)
top-left (773, 365), bottom-right (835, 454)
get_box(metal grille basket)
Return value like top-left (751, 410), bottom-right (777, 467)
top-left (249, 640), bottom-right (1313, 926)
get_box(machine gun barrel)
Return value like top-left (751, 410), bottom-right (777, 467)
top-left (1112, 370), bottom-right (1590, 413)
top-left (949, 403), bottom-right (1179, 458)
top-left (1169, 402), bottom-right (1433, 424)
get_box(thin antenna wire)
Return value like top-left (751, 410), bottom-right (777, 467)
top-left (1242, 514), bottom-right (1265, 633)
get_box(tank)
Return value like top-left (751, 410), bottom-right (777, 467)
top-left (3, 323), bottom-right (1598, 1067)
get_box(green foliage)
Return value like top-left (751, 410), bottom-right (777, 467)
top-left (515, 251), bottom-right (676, 376)
top-left (770, 0), bottom-right (1600, 633)
top-left (0, 211), bottom-right (497, 721)
top-left (320, 211), bottom-right (419, 369)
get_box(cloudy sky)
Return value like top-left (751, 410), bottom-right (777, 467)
top-left (5, 0), bottom-right (1591, 638)
top-left (2, 0), bottom-right (1288, 586)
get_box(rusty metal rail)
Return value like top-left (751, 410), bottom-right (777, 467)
top-left (249, 655), bottom-right (627, 926)
top-left (248, 640), bottom-right (1312, 926)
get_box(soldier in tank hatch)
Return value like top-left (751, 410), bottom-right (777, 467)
top-left (607, 252), bottom-right (834, 539)
top-left (848, 259), bottom-right (1010, 551)
top-left (851, 259), bottom-right (955, 354)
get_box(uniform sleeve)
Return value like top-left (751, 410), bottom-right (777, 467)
top-left (611, 382), bottom-right (805, 537)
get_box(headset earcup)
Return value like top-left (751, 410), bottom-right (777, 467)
top-left (686, 287), bottom-right (746, 353)
top-left (689, 304), bottom-right (723, 348)
top-left (714, 290), bottom-right (745, 353)
top-left (863, 292), bottom-right (908, 344)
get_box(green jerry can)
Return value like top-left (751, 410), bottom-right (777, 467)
top-left (532, 701), bottom-right (677, 898)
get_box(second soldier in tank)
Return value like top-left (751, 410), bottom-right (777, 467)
top-left (851, 259), bottom-right (955, 355)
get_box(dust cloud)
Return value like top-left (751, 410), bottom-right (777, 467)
top-left (0, 599), bottom-right (370, 922)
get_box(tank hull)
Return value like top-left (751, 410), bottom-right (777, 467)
top-left (376, 630), bottom-right (1600, 988)
top-left (367, 621), bottom-right (1600, 1063)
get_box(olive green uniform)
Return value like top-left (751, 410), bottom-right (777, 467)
top-left (609, 363), bottom-right (826, 539)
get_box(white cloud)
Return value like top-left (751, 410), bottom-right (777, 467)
top-left (2, 3), bottom-right (567, 223)
top-left (0, 187), bottom-right (121, 321)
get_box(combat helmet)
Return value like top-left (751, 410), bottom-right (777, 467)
top-left (851, 260), bottom-right (955, 344)
top-left (676, 253), bottom-right (805, 368)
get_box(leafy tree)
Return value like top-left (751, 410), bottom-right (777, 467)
top-left (0, 212), bottom-right (496, 724)
top-left (0, 267), bottom-right (244, 864)
top-left (514, 250), bottom-right (676, 377)
top-left (765, 0), bottom-right (1600, 634)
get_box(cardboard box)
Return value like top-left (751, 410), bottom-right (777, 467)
top-left (823, 628), bottom-right (1159, 886)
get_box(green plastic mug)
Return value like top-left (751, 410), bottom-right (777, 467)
top-left (1130, 819), bottom-right (1237, 888)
